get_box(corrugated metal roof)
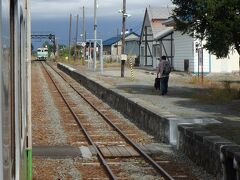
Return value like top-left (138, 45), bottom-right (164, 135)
top-left (103, 32), bottom-right (139, 46)
top-left (154, 27), bottom-right (174, 39)
top-left (147, 6), bottom-right (174, 20)
top-left (162, 17), bottom-right (176, 26)
top-left (103, 36), bottom-right (121, 46)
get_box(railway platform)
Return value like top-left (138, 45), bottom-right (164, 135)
top-left (57, 62), bottom-right (240, 178)
top-left (90, 68), bottom-right (239, 120)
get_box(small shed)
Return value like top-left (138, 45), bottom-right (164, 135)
top-left (103, 31), bottom-right (140, 57)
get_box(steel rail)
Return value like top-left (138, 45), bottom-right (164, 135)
top-left (41, 62), bottom-right (117, 180)
top-left (47, 62), bottom-right (175, 180)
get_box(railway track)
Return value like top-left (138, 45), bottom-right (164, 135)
top-left (38, 61), bottom-right (196, 179)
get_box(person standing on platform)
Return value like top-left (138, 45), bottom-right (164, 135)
top-left (157, 56), bottom-right (171, 95)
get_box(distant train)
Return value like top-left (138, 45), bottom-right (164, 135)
top-left (0, 0), bottom-right (31, 179)
top-left (37, 47), bottom-right (48, 60)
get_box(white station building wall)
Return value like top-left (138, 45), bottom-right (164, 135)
top-left (210, 51), bottom-right (239, 73)
top-left (173, 31), bottom-right (239, 73)
top-left (173, 31), bottom-right (194, 72)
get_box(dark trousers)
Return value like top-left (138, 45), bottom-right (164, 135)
top-left (160, 76), bottom-right (169, 95)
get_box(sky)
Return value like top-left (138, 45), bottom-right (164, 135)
top-left (31, 0), bottom-right (173, 46)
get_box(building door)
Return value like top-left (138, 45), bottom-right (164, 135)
top-left (184, 59), bottom-right (189, 72)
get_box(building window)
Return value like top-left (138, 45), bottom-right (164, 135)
top-left (153, 45), bottom-right (161, 57)
top-left (141, 47), bottom-right (144, 57)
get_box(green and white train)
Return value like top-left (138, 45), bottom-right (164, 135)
top-left (37, 47), bottom-right (48, 61)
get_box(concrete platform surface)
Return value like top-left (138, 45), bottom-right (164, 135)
top-left (74, 65), bottom-right (240, 120)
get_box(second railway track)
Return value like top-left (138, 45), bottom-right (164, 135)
top-left (35, 61), bottom-right (198, 179)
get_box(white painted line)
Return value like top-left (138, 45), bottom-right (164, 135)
top-left (59, 63), bottom-right (76, 72)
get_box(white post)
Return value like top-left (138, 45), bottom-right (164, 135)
top-left (89, 41), bottom-right (92, 69)
top-left (100, 40), bottom-right (103, 74)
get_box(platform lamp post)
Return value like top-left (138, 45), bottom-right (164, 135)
top-left (119, 0), bottom-right (131, 77)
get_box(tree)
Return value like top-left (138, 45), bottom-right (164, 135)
top-left (42, 41), bottom-right (53, 56)
top-left (58, 44), bottom-right (69, 57)
top-left (172, 0), bottom-right (240, 57)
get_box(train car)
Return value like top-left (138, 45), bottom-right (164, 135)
top-left (37, 47), bottom-right (48, 60)
top-left (0, 0), bottom-right (31, 179)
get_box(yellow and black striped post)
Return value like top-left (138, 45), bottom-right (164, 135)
top-left (129, 57), bottom-right (134, 81)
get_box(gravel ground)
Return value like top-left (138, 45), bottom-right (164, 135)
top-left (33, 158), bottom-right (82, 180)
top-left (32, 62), bottom-right (82, 179)
top-left (32, 63), bottom-right (67, 145)
top-left (41, 66), bottom-right (67, 145)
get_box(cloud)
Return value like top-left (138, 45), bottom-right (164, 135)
top-left (31, 0), bottom-right (173, 44)
top-left (31, 0), bottom-right (173, 20)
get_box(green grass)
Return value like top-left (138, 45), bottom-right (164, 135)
top-left (122, 88), bottom-right (132, 93)
top-left (103, 62), bottom-right (120, 68)
top-left (189, 76), bottom-right (240, 104)
top-left (56, 57), bottom-right (83, 66)
top-left (189, 76), bottom-right (213, 86)
top-left (192, 88), bottom-right (240, 104)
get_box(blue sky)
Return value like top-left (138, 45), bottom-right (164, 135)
top-left (31, 0), bottom-right (173, 46)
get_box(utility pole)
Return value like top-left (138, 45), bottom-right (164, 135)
top-left (82, 6), bottom-right (86, 62)
top-left (93, 0), bottom-right (97, 71)
top-left (68, 14), bottom-right (72, 61)
top-left (55, 38), bottom-right (59, 57)
top-left (117, 28), bottom-right (119, 56)
top-left (121, 0), bottom-right (126, 77)
top-left (74, 14), bottom-right (79, 61)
